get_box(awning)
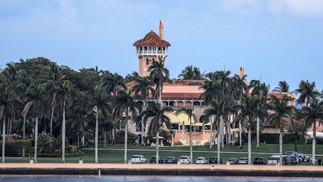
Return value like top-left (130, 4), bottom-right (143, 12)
top-left (165, 112), bottom-right (196, 125)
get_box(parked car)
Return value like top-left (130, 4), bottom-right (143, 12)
top-left (238, 157), bottom-right (248, 165)
top-left (209, 157), bottom-right (222, 164)
top-left (227, 157), bottom-right (238, 164)
top-left (290, 156), bottom-right (298, 165)
top-left (131, 155), bottom-right (146, 164)
top-left (150, 156), bottom-right (163, 164)
top-left (179, 156), bottom-right (191, 164)
top-left (196, 157), bottom-right (208, 164)
top-left (297, 153), bottom-right (305, 162)
top-left (267, 155), bottom-right (279, 165)
top-left (165, 156), bottom-right (177, 164)
top-left (253, 157), bottom-right (266, 165)
top-left (284, 151), bottom-right (299, 163)
top-left (282, 155), bottom-right (292, 165)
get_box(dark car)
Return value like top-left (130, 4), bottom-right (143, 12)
top-left (150, 156), bottom-right (164, 164)
top-left (290, 156), bottom-right (298, 165)
top-left (209, 157), bottom-right (222, 164)
top-left (238, 157), bottom-right (249, 165)
top-left (228, 157), bottom-right (238, 164)
top-left (165, 156), bottom-right (177, 164)
top-left (253, 157), bottom-right (266, 165)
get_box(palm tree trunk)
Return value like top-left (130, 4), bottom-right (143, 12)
top-left (220, 116), bottom-right (224, 149)
top-left (279, 126), bottom-right (283, 166)
top-left (34, 116), bottom-right (38, 163)
top-left (239, 120), bottom-right (242, 149)
top-left (50, 107), bottom-right (54, 135)
top-left (189, 117), bottom-right (193, 164)
top-left (156, 131), bottom-right (160, 164)
top-left (103, 129), bottom-right (107, 148)
top-left (62, 102), bottom-right (66, 163)
top-left (22, 115), bottom-right (26, 158)
top-left (112, 129), bottom-right (115, 145)
top-left (2, 116), bottom-right (5, 163)
top-left (141, 101), bottom-right (146, 146)
top-left (312, 121), bottom-right (316, 165)
top-left (95, 107), bottom-right (99, 164)
top-left (209, 117), bottom-right (213, 149)
top-left (77, 126), bottom-right (80, 148)
top-left (257, 116), bottom-right (260, 149)
top-left (124, 113), bottom-right (128, 164)
top-left (248, 125), bottom-right (251, 165)
top-left (217, 118), bottom-right (221, 165)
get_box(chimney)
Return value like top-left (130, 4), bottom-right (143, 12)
top-left (239, 67), bottom-right (244, 79)
top-left (159, 20), bottom-right (164, 40)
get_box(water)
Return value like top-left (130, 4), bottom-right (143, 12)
top-left (0, 176), bottom-right (321, 182)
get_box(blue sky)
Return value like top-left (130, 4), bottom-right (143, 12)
top-left (1, 0), bottom-right (323, 91)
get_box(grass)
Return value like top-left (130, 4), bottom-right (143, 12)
top-left (3, 143), bottom-right (323, 164)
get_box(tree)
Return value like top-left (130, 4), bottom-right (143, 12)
top-left (286, 108), bottom-right (306, 151)
top-left (104, 72), bottom-right (126, 96)
top-left (301, 99), bottom-right (323, 165)
top-left (113, 89), bottom-right (141, 164)
top-left (55, 80), bottom-right (74, 163)
top-left (295, 80), bottom-right (320, 106)
top-left (176, 107), bottom-right (195, 163)
top-left (23, 83), bottom-right (47, 163)
top-left (267, 94), bottom-right (293, 165)
top-left (89, 84), bottom-right (110, 163)
top-left (133, 76), bottom-right (156, 146)
top-left (273, 81), bottom-right (290, 92)
top-left (178, 65), bottom-right (204, 80)
top-left (148, 57), bottom-right (170, 106)
top-left (204, 99), bottom-right (227, 164)
top-left (235, 95), bottom-right (260, 165)
top-left (143, 102), bottom-right (172, 164)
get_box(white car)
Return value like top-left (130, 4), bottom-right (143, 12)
top-left (131, 155), bottom-right (146, 164)
top-left (179, 156), bottom-right (191, 164)
top-left (267, 155), bottom-right (279, 165)
top-left (196, 157), bottom-right (208, 164)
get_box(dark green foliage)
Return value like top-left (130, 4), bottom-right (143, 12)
top-left (0, 140), bottom-right (33, 157)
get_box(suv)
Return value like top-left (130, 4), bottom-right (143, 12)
top-left (131, 155), bottom-right (146, 164)
top-left (209, 157), bottom-right (222, 164)
top-left (150, 156), bottom-right (163, 164)
top-left (267, 155), bottom-right (279, 165)
top-left (253, 157), bottom-right (266, 165)
top-left (196, 157), bottom-right (208, 164)
top-left (179, 156), bottom-right (191, 164)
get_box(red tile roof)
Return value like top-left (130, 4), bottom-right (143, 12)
top-left (133, 31), bottom-right (171, 47)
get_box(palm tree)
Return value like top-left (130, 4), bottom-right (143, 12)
top-left (143, 102), bottom-right (172, 164)
top-left (148, 57), bottom-right (170, 106)
top-left (176, 107), bottom-right (195, 163)
top-left (104, 72), bottom-right (126, 96)
top-left (235, 95), bottom-right (260, 165)
top-left (295, 80), bottom-right (320, 106)
top-left (113, 89), bottom-right (141, 164)
top-left (267, 94), bottom-right (293, 165)
top-left (178, 65), bottom-right (204, 80)
top-left (55, 80), bottom-right (74, 163)
top-left (23, 83), bottom-right (47, 163)
top-left (273, 81), bottom-right (290, 92)
top-left (301, 99), bottom-right (323, 165)
top-left (89, 84), bottom-right (110, 163)
top-left (204, 99), bottom-right (227, 164)
top-left (286, 108), bottom-right (306, 151)
top-left (133, 76), bottom-right (156, 146)
top-left (249, 80), bottom-right (268, 149)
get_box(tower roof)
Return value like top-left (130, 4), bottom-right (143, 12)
top-left (133, 31), bottom-right (171, 47)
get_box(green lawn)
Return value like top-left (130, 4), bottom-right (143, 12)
top-left (3, 143), bottom-right (323, 164)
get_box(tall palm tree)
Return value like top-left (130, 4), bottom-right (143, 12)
top-left (295, 80), bottom-right (320, 106)
top-left (286, 108), bottom-right (306, 151)
top-left (104, 72), bottom-right (126, 96)
top-left (176, 107), bottom-right (195, 163)
top-left (301, 99), bottom-right (323, 165)
top-left (113, 89), bottom-right (141, 163)
top-left (267, 94), bottom-right (293, 165)
top-left (90, 84), bottom-right (110, 163)
top-left (143, 102), bottom-right (172, 164)
top-left (55, 80), bottom-right (74, 163)
top-left (23, 83), bottom-right (47, 163)
top-left (148, 57), bottom-right (170, 106)
top-left (178, 65), bottom-right (204, 80)
top-left (235, 95), bottom-right (260, 165)
top-left (249, 80), bottom-right (268, 149)
top-left (133, 76), bottom-right (156, 146)
top-left (273, 81), bottom-right (290, 92)
top-left (204, 99), bottom-right (227, 164)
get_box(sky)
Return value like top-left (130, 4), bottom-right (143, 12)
top-left (1, 0), bottom-right (323, 91)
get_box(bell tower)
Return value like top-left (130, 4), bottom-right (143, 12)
top-left (133, 20), bottom-right (171, 77)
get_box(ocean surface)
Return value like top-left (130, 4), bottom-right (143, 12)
top-left (0, 176), bottom-right (321, 182)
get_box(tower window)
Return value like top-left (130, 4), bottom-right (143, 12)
top-left (146, 58), bottom-right (149, 65)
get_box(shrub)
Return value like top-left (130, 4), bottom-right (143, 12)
top-left (0, 140), bottom-right (33, 157)
top-left (204, 141), bottom-right (211, 146)
top-left (174, 141), bottom-right (183, 146)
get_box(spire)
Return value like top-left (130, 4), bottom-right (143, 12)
top-left (239, 67), bottom-right (244, 79)
top-left (159, 20), bottom-right (164, 40)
